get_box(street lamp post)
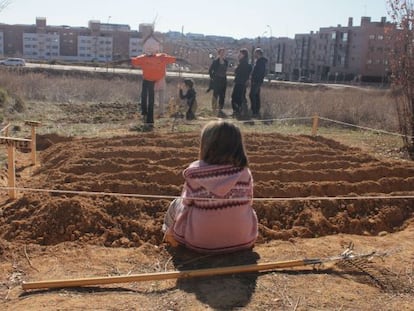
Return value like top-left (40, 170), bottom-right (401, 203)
top-left (267, 25), bottom-right (273, 73)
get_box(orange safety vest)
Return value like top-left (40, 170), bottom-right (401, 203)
top-left (131, 53), bottom-right (176, 81)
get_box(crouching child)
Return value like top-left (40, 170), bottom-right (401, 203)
top-left (179, 79), bottom-right (197, 120)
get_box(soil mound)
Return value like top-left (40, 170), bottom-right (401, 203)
top-left (1, 132), bottom-right (413, 247)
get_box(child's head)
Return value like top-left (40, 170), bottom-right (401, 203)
top-left (199, 120), bottom-right (248, 167)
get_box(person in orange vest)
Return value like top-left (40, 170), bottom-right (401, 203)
top-left (131, 52), bottom-right (176, 130)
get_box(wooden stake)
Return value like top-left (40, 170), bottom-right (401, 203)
top-left (25, 121), bottom-right (41, 166)
top-left (1, 136), bottom-right (31, 200)
top-left (22, 258), bottom-right (322, 290)
top-left (7, 142), bottom-right (16, 199)
top-left (30, 126), bottom-right (36, 165)
top-left (311, 115), bottom-right (319, 136)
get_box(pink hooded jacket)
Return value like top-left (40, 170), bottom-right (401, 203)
top-left (172, 160), bottom-right (258, 253)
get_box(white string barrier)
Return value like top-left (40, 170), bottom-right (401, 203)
top-left (0, 186), bottom-right (413, 202)
top-left (236, 117), bottom-right (313, 125)
top-left (319, 116), bottom-right (414, 139)
top-left (173, 115), bottom-right (412, 141)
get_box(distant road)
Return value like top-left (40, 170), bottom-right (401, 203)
top-left (25, 62), bottom-right (211, 80)
top-left (25, 62), bottom-right (376, 91)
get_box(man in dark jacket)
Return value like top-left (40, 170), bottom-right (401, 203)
top-left (208, 48), bottom-right (228, 116)
top-left (231, 48), bottom-right (252, 118)
top-left (249, 48), bottom-right (268, 118)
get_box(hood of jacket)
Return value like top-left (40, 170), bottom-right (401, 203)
top-left (183, 160), bottom-right (247, 197)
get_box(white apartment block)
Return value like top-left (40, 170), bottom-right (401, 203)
top-left (78, 35), bottom-right (113, 62)
top-left (23, 33), bottom-right (60, 60)
top-left (129, 37), bottom-right (143, 57)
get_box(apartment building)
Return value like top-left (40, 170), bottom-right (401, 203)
top-left (0, 31), bottom-right (4, 55)
top-left (293, 16), bottom-right (392, 82)
top-left (0, 17), bottom-right (145, 62)
top-left (0, 16), bottom-right (394, 81)
top-left (163, 34), bottom-right (239, 71)
top-left (271, 37), bottom-right (295, 78)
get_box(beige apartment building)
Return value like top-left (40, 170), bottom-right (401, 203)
top-left (0, 16), bottom-right (395, 82)
top-left (292, 16), bottom-right (393, 82)
top-left (0, 17), bottom-right (145, 62)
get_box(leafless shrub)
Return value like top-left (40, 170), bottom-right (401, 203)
top-left (0, 70), bottom-right (140, 104)
top-left (261, 85), bottom-right (397, 131)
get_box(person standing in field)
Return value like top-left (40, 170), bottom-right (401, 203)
top-left (249, 48), bottom-right (268, 118)
top-left (208, 48), bottom-right (229, 117)
top-left (231, 48), bottom-right (252, 118)
top-left (131, 51), bottom-right (176, 131)
top-left (163, 120), bottom-right (258, 253)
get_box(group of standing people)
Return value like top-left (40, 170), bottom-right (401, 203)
top-left (209, 47), bottom-right (268, 119)
top-left (130, 46), bottom-right (268, 131)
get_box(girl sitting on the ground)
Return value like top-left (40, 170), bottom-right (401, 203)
top-left (163, 120), bottom-right (258, 253)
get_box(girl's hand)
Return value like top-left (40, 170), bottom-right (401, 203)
top-left (164, 232), bottom-right (179, 247)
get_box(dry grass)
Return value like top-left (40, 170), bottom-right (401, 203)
top-left (0, 68), bottom-right (396, 126)
top-left (260, 84), bottom-right (397, 131)
top-left (0, 68), bottom-right (405, 160)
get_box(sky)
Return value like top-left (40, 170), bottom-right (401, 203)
top-left (0, 0), bottom-right (390, 39)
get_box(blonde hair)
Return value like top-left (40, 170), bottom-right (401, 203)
top-left (199, 120), bottom-right (248, 167)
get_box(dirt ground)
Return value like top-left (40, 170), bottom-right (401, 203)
top-left (0, 130), bottom-right (413, 310)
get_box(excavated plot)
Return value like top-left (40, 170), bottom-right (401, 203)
top-left (0, 132), bottom-right (413, 247)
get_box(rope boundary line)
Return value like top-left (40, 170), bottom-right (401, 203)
top-left (1, 186), bottom-right (413, 202)
top-left (170, 115), bottom-right (414, 140)
top-left (319, 116), bottom-right (414, 139)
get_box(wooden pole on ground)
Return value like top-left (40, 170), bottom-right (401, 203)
top-left (24, 121), bottom-right (41, 166)
top-left (311, 115), bottom-right (319, 136)
top-left (22, 258), bottom-right (323, 290)
top-left (0, 136), bottom-right (31, 200)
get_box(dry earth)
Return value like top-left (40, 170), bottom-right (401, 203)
top-left (0, 130), bottom-right (413, 310)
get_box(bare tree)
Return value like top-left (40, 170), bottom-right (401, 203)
top-left (387, 0), bottom-right (414, 159)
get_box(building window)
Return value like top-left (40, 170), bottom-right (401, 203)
top-left (367, 59), bottom-right (372, 64)
top-left (377, 35), bottom-right (384, 40)
top-left (342, 33), bottom-right (348, 42)
top-left (369, 34), bottom-right (375, 40)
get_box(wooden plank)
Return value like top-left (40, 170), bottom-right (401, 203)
top-left (0, 136), bottom-right (31, 151)
top-left (24, 120), bottom-right (41, 127)
top-left (22, 259), bottom-right (316, 290)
